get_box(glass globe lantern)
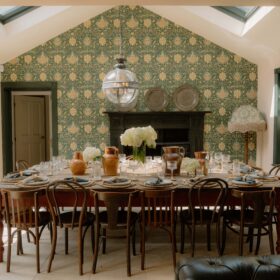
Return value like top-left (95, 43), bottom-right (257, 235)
top-left (102, 57), bottom-right (139, 106)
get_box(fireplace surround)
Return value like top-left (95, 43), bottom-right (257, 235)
top-left (105, 111), bottom-right (210, 157)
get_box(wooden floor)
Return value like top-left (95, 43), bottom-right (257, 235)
top-left (0, 223), bottom-right (276, 279)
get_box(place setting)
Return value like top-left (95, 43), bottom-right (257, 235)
top-left (100, 177), bottom-right (134, 189)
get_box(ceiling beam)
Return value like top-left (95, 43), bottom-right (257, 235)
top-left (0, 0), bottom-right (279, 6)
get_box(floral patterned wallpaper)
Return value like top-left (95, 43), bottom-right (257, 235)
top-left (2, 6), bottom-right (257, 161)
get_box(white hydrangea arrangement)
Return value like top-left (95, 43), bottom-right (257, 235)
top-left (82, 147), bottom-right (101, 162)
top-left (120, 125), bottom-right (157, 148)
top-left (181, 157), bottom-right (200, 175)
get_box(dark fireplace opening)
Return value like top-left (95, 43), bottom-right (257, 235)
top-left (124, 128), bottom-right (190, 157)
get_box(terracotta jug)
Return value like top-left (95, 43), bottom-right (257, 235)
top-left (70, 151), bottom-right (86, 175)
top-left (162, 146), bottom-right (185, 176)
top-left (102, 146), bottom-right (119, 176)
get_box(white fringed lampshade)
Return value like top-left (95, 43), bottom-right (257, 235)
top-left (228, 105), bottom-right (266, 133)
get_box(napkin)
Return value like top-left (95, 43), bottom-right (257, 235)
top-left (233, 176), bottom-right (256, 184)
top-left (22, 175), bottom-right (49, 185)
top-left (64, 177), bottom-right (89, 184)
top-left (145, 177), bottom-right (171, 186)
top-left (104, 177), bottom-right (129, 184)
top-left (5, 172), bottom-right (21, 179)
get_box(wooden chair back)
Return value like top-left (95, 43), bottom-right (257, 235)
top-left (188, 178), bottom-right (228, 225)
top-left (269, 164), bottom-right (280, 176)
top-left (92, 189), bottom-right (139, 230)
top-left (46, 180), bottom-right (88, 229)
top-left (141, 188), bottom-right (175, 228)
top-left (231, 188), bottom-right (276, 227)
top-left (2, 188), bottom-right (45, 228)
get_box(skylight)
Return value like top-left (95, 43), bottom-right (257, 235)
top-left (0, 6), bottom-right (36, 24)
top-left (214, 6), bottom-right (259, 22)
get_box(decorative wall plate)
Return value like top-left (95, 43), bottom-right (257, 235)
top-left (144, 87), bottom-right (168, 111)
top-left (173, 84), bottom-right (199, 111)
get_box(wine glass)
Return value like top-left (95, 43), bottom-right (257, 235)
top-left (167, 160), bottom-right (177, 181)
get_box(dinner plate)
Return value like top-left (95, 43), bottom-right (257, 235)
top-left (103, 177), bottom-right (131, 186)
top-left (22, 176), bottom-right (49, 186)
top-left (101, 183), bottom-right (133, 189)
top-left (2, 172), bottom-right (26, 183)
top-left (64, 177), bottom-right (91, 186)
top-left (144, 87), bottom-right (167, 111)
top-left (231, 180), bottom-right (262, 188)
top-left (173, 84), bottom-right (199, 111)
top-left (250, 174), bottom-right (279, 182)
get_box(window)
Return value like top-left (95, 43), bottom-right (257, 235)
top-left (0, 6), bottom-right (37, 24)
top-left (213, 6), bottom-right (259, 22)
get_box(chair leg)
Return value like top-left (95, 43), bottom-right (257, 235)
top-left (140, 223), bottom-right (145, 270)
top-left (191, 226), bottom-right (196, 257)
top-left (65, 228), bottom-right (68, 255)
top-left (17, 230), bottom-right (23, 255)
top-left (126, 229), bottom-right (131, 276)
top-left (180, 222), bottom-right (185, 254)
top-left (6, 227), bottom-right (12, 272)
top-left (47, 223), bottom-right (57, 273)
top-left (207, 224), bottom-right (211, 251)
top-left (221, 219), bottom-right (226, 255)
top-left (132, 225), bottom-right (136, 256)
top-left (239, 226), bottom-right (244, 256)
top-left (248, 227), bottom-right (254, 253)
top-left (78, 227), bottom-right (83, 276)
top-left (35, 229), bottom-right (40, 273)
top-left (255, 226), bottom-right (262, 255)
top-left (269, 224), bottom-right (275, 254)
top-left (102, 228), bottom-right (106, 254)
top-left (91, 224), bottom-right (95, 254)
top-left (92, 224), bottom-right (100, 274)
top-left (171, 228), bottom-right (176, 269)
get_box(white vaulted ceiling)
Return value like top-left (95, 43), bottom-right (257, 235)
top-left (0, 1), bottom-right (280, 66)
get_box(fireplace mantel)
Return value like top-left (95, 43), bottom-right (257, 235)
top-left (105, 111), bottom-right (210, 157)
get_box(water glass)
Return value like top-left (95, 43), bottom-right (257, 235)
top-left (92, 160), bottom-right (102, 180)
top-left (232, 160), bottom-right (240, 175)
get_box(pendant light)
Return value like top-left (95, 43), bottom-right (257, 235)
top-left (102, 6), bottom-right (139, 108)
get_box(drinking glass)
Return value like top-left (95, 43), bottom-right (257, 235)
top-left (129, 160), bottom-right (139, 181)
top-left (167, 160), bottom-right (177, 180)
top-left (232, 159), bottom-right (240, 175)
top-left (119, 153), bottom-right (126, 176)
top-left (214, 152), bottom-right (223, 170)
top-left (92, 160), bottom-right (102, 180)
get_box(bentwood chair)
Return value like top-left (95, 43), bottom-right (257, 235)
top-left (15, 160), bottom-right (30, 172)
top-left (269, 164), bottom-right (280, 176)
top-left (91, 189), bottom-right (139, 277)
top-left (140, 188), bottom-right (176, 269)
top-left (180, 178), bottom-right (228, 257)
top-left (46, 180), bottom-right (95, 275)
top-left (2, 188), bottom-right (51, 273)
top-left (222, 188), bottom-right (275, 256)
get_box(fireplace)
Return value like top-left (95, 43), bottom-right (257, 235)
top-left (105, 111), bottom-right (210, 157)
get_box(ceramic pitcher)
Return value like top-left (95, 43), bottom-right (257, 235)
top-left (162, 146), bottom-right (185, 176)
top-left (102, 146), bottom-right (119, 176)
top-left (70, 151), bottom-right (86, 175)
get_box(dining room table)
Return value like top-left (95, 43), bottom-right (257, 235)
top-left (1, 166), bottom-right (280, 262)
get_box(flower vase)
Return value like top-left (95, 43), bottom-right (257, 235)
top-left (133, 144), bottom-right (146, 164)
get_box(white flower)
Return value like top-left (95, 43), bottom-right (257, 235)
top-left (83, 147), bottom-right (101, 162)
top-left (120, 125), bottom-right (157, 148)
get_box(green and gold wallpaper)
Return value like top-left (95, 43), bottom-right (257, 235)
top-left (2, 6), bottom-right (257, 161)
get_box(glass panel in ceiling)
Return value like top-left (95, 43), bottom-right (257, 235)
top-left (0, 6), bottom-right (36, 24)
top-left (214, 6), bottom-right (259, 22)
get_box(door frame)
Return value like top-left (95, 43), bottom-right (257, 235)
top-left (274, 68), bottom-right (280, 164)
top-left (12, 93), bottom-right (49, 169)
top-left (1, 81), bottom-right (58, 174)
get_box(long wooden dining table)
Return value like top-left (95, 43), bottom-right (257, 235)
top-left (1, 171), bottom-right (280, 263)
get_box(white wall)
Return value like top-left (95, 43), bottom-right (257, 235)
top-left (0, 65), bottom-right (3, 178)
